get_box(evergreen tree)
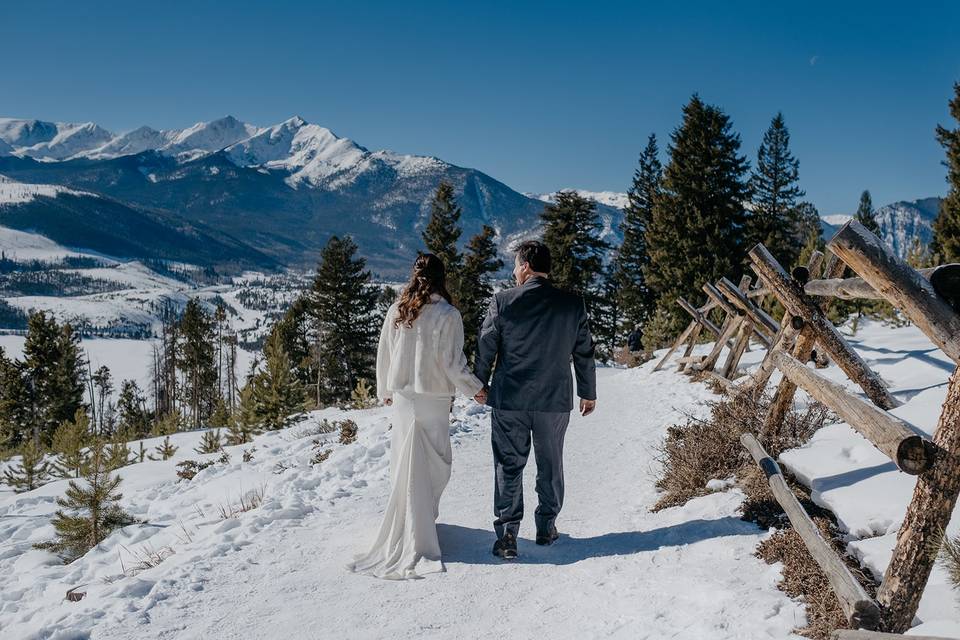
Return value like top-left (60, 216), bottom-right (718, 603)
top-left (643, 95), bottom-right (751, 348)
top-left (241, 331), bottom-right (305, 430)
top-left (51, 408), bottom-right (90, 479)
top-left (748, 113), bottom-right (806, 267)
top-left (116, 380), bottom-right (150, 438)
top-left (178, 299), bottom-right (218, 429)
top-left (208, 397), bottom-right (233, 429)
top-left (591, 264), bottom-right (622, 361)
top-left (91, 366), bottom-right (114, 437)
top-left (855, 190), bottom-right (880, 234)
top-left (308, 236), bottom-right (380, 406)
top-left (795, 202), bottom-right (825, 269)
top-left (933, 81), bottom-right (960, 262)
top-left (906, 236), bottom-right (934, 269)
top-left (150, 409), bottom-right (182, 437)
top-left (3, 439), bottom-right (49, 492)
top-left (228, 384), bottom-right (259, 446)
top-left (35, 444), bottom-right (135, 563)
top-left (541, 191), bottom-right (609, 294)
top-left (0, 349), bottom-right (31, 450)
top-left (272, 296), bottom-right (315, 391)
top-left (195, 429), bottom-right (223, 455)
top-left (458, 225), bottom-right (503, 360)
top-left (22, 312), bottom-right (86, 447)
top-left (106, 430), bottom-right (132, 470)
top-left (422, 181), bottom-right (463, 297)
top-left (150, 436), bottom-right (178, 461)
top-left (616, 133), bottom-right (662, 334)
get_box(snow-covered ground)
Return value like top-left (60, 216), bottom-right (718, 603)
top-left (1, 320), bottom-right (957, 639)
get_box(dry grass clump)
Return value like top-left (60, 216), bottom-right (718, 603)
top-left (653, 392), bottom-right (829, 511)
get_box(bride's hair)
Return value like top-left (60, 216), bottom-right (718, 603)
top-left (394, 253), bottom-right (453, 328)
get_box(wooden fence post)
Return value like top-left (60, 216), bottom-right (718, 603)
top-left (748, 243), bottom-right (899, 411)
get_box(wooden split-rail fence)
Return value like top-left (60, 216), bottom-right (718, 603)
top-left (654, 219), bottom-right (960, 636)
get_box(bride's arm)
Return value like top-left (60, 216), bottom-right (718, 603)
top-left (376, 304), bottom-right (395, 404)
top-left (439, 309), bottom-right (484, 399)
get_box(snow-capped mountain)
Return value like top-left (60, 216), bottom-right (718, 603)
top-left (0, 119), bottom-right (114, 161)
top-left (0, 114), bottom-right (548, 274)
top-left (820, 198), bottom-right (941, 259)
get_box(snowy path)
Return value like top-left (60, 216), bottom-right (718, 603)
top-left (75, 367), bottom-right (802, 640)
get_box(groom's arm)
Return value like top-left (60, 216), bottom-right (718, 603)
top-left (474, 294), bottom-right (500, 388)
top-left (572, 298), bottom-right (597, 402)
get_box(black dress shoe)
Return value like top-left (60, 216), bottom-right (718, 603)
top-left (492, 532), bottom-right (518, 560)
top-left (536, 527), bottom-right (559, 546)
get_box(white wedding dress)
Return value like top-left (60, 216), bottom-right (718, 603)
top-left (348, 295), bottom-right (483, 580)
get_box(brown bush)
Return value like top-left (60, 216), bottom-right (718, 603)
top-left (653, 392), bottom-right (828, 511)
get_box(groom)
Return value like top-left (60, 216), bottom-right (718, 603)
top-left (473, 240), bottom-right (597, 560)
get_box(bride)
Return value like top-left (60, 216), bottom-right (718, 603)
top-left (348, 253), bottom-right (485, 580)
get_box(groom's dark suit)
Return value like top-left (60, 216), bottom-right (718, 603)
top-left (474, 275), bottom-right (596, 539)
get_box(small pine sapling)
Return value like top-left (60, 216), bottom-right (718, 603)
top-left (3, 439), bottom-right (50, 493)
top-left (51, 409), bottom-right (91, 479)
top-left (150, 436), bottom-right (178, 461)
top-left (194, 429), bottom-right (223, 455)
top-left (34, 444), bottom-right (136, 562)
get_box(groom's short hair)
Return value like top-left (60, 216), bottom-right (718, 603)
top-left (515, 240), bottom-right (551, 274)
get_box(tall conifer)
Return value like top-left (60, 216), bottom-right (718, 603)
top-left (748, 113), bottom-right (806, 267)
top-left (643, 95), bottom-right (751, 347)
top-left (458, 225), bottom-right (503, 360)
top-left (616, 133), bottom-right (661, 333)
top-left (855, 190), bottom-right (880, 234)
top-left (422, 181), bottom-right (463, 298)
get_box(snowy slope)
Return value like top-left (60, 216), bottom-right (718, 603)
top-left (0, 174), bottom-right (96, 206)
top-left (0, 368), bottom-right (805, 640)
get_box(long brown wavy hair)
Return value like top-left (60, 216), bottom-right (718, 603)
top-left (394, 253), bottom-right (453, 328)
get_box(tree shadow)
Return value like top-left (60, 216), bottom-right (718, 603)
top-left (438, 516), bottom-right (760, 566)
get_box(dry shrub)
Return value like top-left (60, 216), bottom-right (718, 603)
top-left (613, 347), bottom-right (651, 368)
top-left (338, 419), bottom-right (358, 445)
top-left (653, 392), bottom-right (829, 511)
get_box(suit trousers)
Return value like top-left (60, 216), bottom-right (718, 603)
top-left (491, 409), bottom-right (570, 539)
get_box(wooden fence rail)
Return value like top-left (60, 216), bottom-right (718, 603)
top-left (740, 433), bottom-right (881, 631)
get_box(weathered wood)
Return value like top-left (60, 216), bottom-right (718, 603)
top-left (676, 355), bottom-right (706, 365)
top-left (770, 351), bottom-right (934, 474)
top-left (702, 370), bottom-right (737, 393)
top-left (654, 321), bottom-right (697, 371)
top-left (717, 277), bottom-right (780, 337)
top-left (745, 251), bottom-right (825, 394)
top-left (678, 297), bottom-right (724, 339)
top-left (832, 631), bottom-right (958, 640)
top-left (805, 265), bottom-right (951, 300)
top-left (828, 221), bottom-right (960, 365)
top-left (877, 367), bottom-right (960, 632)
top-left (695, 314), bottom-right (743, 373)
top-left (703, 282), bottom-right (741, 317)
top-left (749, 243), bottom-right (899, 410)
top-left (741, 433), bottom-right (881, 630)
top-left (721, 319), bottom-right (753, 379)
top-left (678, 322), bottom-right (703, 372)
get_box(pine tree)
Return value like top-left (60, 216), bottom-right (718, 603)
top-left (208, 397), bottom-right (233, 429)
top-left (228, 384), bottom-right (259, 445)
top-left (0, 349), bottom-right (31, 450)
top-left (591, 264), bottom-right (622, 361)
top-left (150, 409), bottom-right (182, 437)
top-left (22, 312), bottom-right (86, 447)
top-left (116, 380), bottom-right (150, 438)
top-left (3, 439), bottom-right (49, 492)
top-left (906, 236), bottom-right (933, 269)
top-left (241, 331), bottom-right (305, 430)
top-left (458, 225), bottom-right (503, 360)
top-left (151, 436), bottom-right (178, 461)
top-left (51, 408), bottom-right (90, 479)
top-left (933, 81), bottom-right (960, 262)
top-left (541, 191), bottom-right (609, 294)
top-left (178, 299), bottom-right (218, 429)
top-left (195, 429), bottom-right (223, 455)
top-left (616, 133), bottom-right (662, 334)
top-left (748, 113), bottom-right (806, 268)
top-left (350, 378), bottom-right (376, 409)
top-left (643, 95), bottom-right (751, 348)
top-left (106, 430), bottom-right (132, 470)
top-left (308, 236), bottom-right (380, 406)
top-left (422, 181), bottom-right (463, 297)
top-left (855, 190), bottom-right (880, 234)
top-left (795, 202), bottom-right (825, 269)
top-left (35, 444), bottom-right (135, 563)
top-left (272, 296), bottom-right (315, 391)
top-left (91, 366), bottom-right (113, 437)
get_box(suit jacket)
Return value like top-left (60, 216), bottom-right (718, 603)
top-left (474, 276), bottom-right (596, 412)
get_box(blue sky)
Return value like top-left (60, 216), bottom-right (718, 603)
top-left (2, 1), bottom-right (958, 214)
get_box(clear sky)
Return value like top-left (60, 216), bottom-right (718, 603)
top-left (2, 0), bottom-right (958, 214)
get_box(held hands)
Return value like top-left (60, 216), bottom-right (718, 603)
top-left (384, 397), bottom-right (393, 406)
top-left (579, 398), bottom-right (596, 417)
top-left (473, 388), bottom-right (488, 404)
